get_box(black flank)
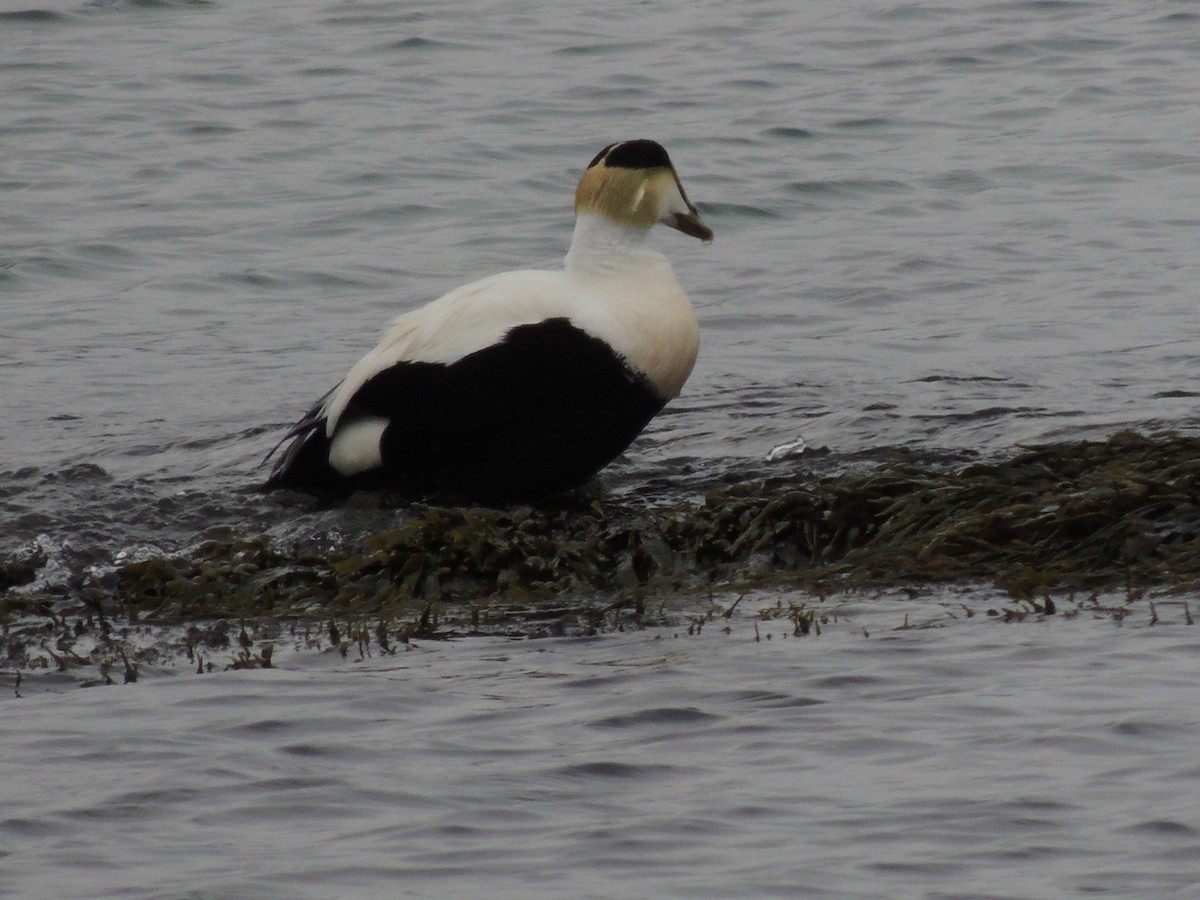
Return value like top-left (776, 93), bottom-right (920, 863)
top-left (268, 318), bottom-right (666, 502)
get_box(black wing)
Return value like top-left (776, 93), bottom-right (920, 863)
top-left (266, 318), bottom-right (667, 500)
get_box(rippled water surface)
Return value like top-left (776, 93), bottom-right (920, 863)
top-left (7, 600), bottom-right (1200, 900)
top-left (4, 599), bottom-right (1200, 899)
top-left (4, 0), bottom-right (1200, 895)
top-left (6, 1), bottom-right (1200, 502)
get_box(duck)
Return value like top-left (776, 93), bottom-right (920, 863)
top-left (265, 139), bottom-right (712, 502)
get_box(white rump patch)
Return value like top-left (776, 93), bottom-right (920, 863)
top-left (328, 416), bottom-right (388, 476)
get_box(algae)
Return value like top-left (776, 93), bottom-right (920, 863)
top-left (3, 430), bottom-right (1200, 678)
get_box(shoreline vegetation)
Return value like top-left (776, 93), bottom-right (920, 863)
top-left (3, 430), bottom-right (1198, 687)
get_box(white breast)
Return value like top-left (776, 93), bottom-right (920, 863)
top-left (321, 241), bottom-right (699, 435)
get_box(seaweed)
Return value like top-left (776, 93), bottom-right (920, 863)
top-left (4, 430), bottom-right (1200, 679)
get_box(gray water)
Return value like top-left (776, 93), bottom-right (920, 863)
top-left (4, 0), bottom-right (1200, 896)
top-left (3, 596), bottom-right (1200, 898)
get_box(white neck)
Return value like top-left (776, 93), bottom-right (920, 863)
top-left (564, 211), bottom-right (660, 275)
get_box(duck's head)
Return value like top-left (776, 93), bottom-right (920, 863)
top-left (574, 140), bottom-right (713, 243)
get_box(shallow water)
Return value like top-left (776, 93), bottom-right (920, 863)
top-left (3, 596), bottom-right (1199, 898)
top-left (4, 0), bottom-right (1200, 895)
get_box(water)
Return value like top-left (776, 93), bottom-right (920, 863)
top-left (4, 0), bottom-right (1200, 895)
top-left (3, 599), bottom-right (1199, 898)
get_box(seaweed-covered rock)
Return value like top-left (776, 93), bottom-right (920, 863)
top-left (5, 430), bottom-right (1200, 659)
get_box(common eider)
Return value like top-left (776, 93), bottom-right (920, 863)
top-left (265, 139), bottom-right (712, 501)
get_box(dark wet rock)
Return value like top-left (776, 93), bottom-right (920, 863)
top-left (0, 548), bottom-right (46, 591)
